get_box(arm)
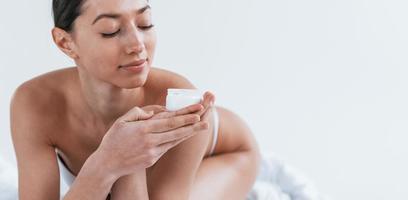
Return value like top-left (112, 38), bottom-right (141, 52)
top-left (63, 151), bottom-right (117, 200)
top-left (68, 102), bottom-right (206, 200)
top-left (109, 171), bottom-right (149, 200)
top-left (10, 84), bottom-right (116, 200)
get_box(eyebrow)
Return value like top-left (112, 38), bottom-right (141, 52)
top-left (92, 5), bottom-right (151, 25)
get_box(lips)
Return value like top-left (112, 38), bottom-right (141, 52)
top-left (120, 59), bottom-right (147, 68)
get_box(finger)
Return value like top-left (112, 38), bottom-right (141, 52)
top-left (118, 107), bottom-right (154, 122)
top-left (197, 103), bottom-right (210, 117)
top-left (152, 121), bottom-right (209, 145)
top-left (142, 105), bottom-right (166, 114)
top-left (150, 104), bottom-right (204, 120)
top-left (173, 103), bottom-right (204, 116)
top-left (197, 92), bottom-right (215, 116)
top-left (201, 104), bottom-right (213, 122)
top-left (161, 123), bottom-right (208, 151)
top-left (145, 114), bottom-right (201, 133)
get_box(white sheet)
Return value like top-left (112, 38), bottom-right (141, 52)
top-left (246, 153), bottom-right (330, 200)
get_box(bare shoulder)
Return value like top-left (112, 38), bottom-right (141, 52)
top-left (10, 67), bottom-right (72, 143)
top-left (11, 67), bottom-right (71, 112)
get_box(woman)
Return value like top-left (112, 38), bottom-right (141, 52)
top-left (10, 0), bottom-right (261, 199)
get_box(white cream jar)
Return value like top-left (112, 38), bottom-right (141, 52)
top-left (165, 89), bottom-right (204, 111)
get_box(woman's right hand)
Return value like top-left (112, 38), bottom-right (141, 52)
top-left (95, 104), bottom-right (208, 178)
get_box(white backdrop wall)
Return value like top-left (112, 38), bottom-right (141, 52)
top-left (1, 0), bottom-right (408, 199)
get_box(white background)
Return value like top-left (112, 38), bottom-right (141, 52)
top-left (1, 0), bottom-right (408, 199)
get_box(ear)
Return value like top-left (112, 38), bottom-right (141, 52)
top-left (51, 27), bottom-right (79, 59)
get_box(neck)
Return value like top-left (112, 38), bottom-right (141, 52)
top-left (76, 67), bottom-right (144, 129)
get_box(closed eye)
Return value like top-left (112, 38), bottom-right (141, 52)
top-left (139, 24), bottom-right (154, 30)
top-left (101, 29), bottom-right (120, 38)
top-left (101, 24), bottom-right (154, 38)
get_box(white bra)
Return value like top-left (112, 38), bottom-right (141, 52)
top-left (57, 106), bottom-right (220, 186)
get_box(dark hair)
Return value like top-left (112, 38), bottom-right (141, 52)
top-left (52, 0), bottom-right (86, 32)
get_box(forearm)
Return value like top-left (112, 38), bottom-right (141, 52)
top-left (63, 151), bottom-right (117, 200)
top-left (110, 170), bottom-right (149, 200)
top-left (190, 150), bottom-right (261, 200)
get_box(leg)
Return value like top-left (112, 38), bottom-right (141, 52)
top-left (189, 149), bottom-right (260, 200)
top-left (189, 106), bottom-right (261, 200)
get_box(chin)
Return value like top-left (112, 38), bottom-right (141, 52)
top-left (114, 71), bottom-right (150, 89)
top-left (119, 78), bottom-right (148, 89)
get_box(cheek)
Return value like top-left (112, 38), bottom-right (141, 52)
top-left (92, 39), bottom-right (120, 59)
top-left (76, 37), bottom-right (122, 79)
top-left (144, 32), bottom-right (157, 63)
top-left (79, 37), bottom-right (120, 65)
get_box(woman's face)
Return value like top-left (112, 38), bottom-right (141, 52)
top-left (71, 0), bottom-right (156, 89)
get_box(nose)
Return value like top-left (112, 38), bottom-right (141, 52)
top-left (124, 28), bottom-right (145, 55)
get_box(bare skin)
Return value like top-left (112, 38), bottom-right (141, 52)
top-left (10, 0), bottom-right (261, 199)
